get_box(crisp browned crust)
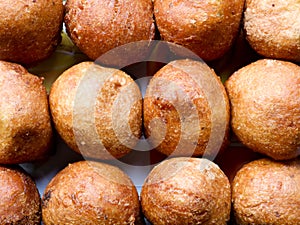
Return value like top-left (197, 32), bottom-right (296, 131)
top-left (144, 59), bottom-right (230, 157)
top-left (141, 157), bottom-right (231, 224)
top-left (42, 160), bottom-right (142, 225)
top-left (0, 61), bottom-right (53, 164)
top-left (232, 158), bottom-right (300, 225)
top-left (0, 165), bottom-right (41, 225)
top-left (49, 61), bottom-right (142, 159)
top-left (153, 0), bottom-right (244, 61)
top-left (244, 0), bottom-right (300, 62)
top-left (225, 59), bottom-right (300, 160)
top-left (0, 0), bottom-right (64, 65)
top-left (64, 0), bottom-right (155, 61)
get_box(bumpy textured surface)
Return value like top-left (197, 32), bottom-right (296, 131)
top-left (49, 61), bottom-right (142, 159)
top-left (42, 160), bottom-right (142, 225)
top-left (232, 158), bottom-right (300, 225)
top-left (141, 157), bottom-right (231, 225)
top-left (0, 165), bottom-right (41, 225)
top-left (225, 59), bottom-right (300, 160)
top-left (65, 0), bottom-right (155, 61)
top-left (0, 61), bottom-right (53, 164)
top-left (154, 0), bottom-right (245, 61)
top-left (144, 59), bottom-right (230, 157)
top-left (0, 0), bottom-right (64, 65)
top-left (244, 0), bottom-right (300, 62)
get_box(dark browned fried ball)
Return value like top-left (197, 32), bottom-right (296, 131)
top-left (141, 157), bottom-right (231, 225)
top-left (225, 59), bottom-right (300, 160)
top-left (64, 0), bottom-right (155, 62)
top-left (144, 59), bottom-right (230, 158)
top-left (0, 61), bottom-right (53, 164)
top-left (42, 160), bottom-right (142, 225)
top-left (232, 158), bottom-right (300, 225)
top-left (49, 61), bottom-right (142, 160)
top-left (0, 165), bottom-right (41, 225)
top-left (0, 0), bottom-right (64, 65)
top-left (153, 0), bottom-right (245, 61)
top-left (244, 0), bottom-right (300, 62)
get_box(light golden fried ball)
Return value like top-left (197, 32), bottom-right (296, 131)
top-left (141, 157), bottom-right (231, 225)
top-left (49, 61), bottom-right (142, 160)
top-left (0, 61), bottom-right (53, 164)
top-left (144, 59), bottom-right (230, 157)
top-left (153, 0), bottom-right (245, 61)
top-left (232, 158), bottom-right (300, 225)
top-left (42, 160), bottom-right (142, 225)
top-left (225, 59), bottom-right (300, 160)
top-left (0, 0), bottom-right (64, 65)
top-left (64, 0), bottom-right (155, 61)
top-left (244, 0), bottom-right (300, 62)
top-left (0, 165), bottom-right (41, 225)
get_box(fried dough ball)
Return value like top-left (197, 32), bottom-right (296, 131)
top-left (225, 59), bottom-right (300, 160)
top-left (0, 165), bottom-right (41, 225)
top-left (42, 160), bottom-right (142, 225)
top-left (0, 0), bottom-right (64, 65)
top-left (141, 157), bottom-right (231, 225)
top-left (232, 158), bottom-right (300, 225)
top-left (144, 59), bottom-right (230, 157)
top-left (64, 0), bottom-right (155, 62)
top-left (0, 61), bottom-right (53, 164)
top-left (244, 0), bottom-right (300, 62)
top-left (153, 0), bottom-right (245, 61)
top-left (49, 61), bottom-right (142, 160)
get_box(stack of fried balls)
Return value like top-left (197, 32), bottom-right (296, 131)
top-left (0, 0), bottom-right (299, 224)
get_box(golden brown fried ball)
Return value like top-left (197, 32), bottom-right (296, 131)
top-left (49, 61), bottom-right (142, 160)
top-left (64, 0), bottom-right (155, 61)
top-left (244, 0), bottom-right (300, 62)
top-left (225, 59), bottom-right (300, 160)
top-left (42, 160), bottom-right (142, 225)
top-left (141, 157), bottom-right (231, 225)
top-left (0, 61), bottom-right (53, 164)
top-left (153, 0), bottom-right (245, 61)
top-left (0, 165), bottom-right (41, 225)
top-left (144, 59), bottom-right (230, 157)
top-left (0, 0), bottom-right (64, 65)
top-left (232, 158), bottom-right (300, 225)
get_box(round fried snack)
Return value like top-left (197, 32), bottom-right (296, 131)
top-left (0, 0), bottom-right (64, 65)
top-left (64, 0), bottom-right (155, 61)
top-left (0, 165), bottom-right (41, 225)
top-left (141, 157), bottom-right (231, 225)
top-left (232, 158), bottom-right (300, 225)
top-left (42, 160), bottom-right (142, 225)
top-left (225, 59), bottom-right (300, 160)
top-left (244, 0), bottom-right (300, 62)
top-left (144, 59), bottom-right (230, 158)
top-left (0, 61), bottom-right (53, 164)
top-left (49, 61), bottom-right (142, 160)
top-left (153, 0), bottom-right (245, 61)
